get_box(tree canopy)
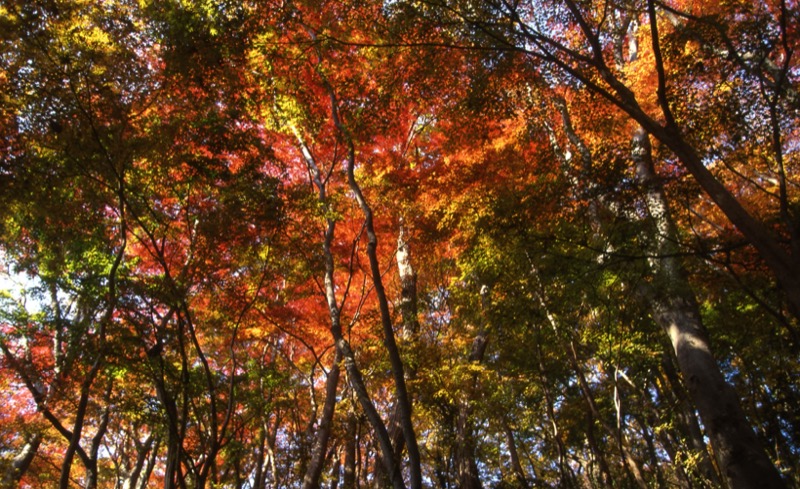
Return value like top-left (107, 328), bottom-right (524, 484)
top-left (1, 0), bottom-right (798, 488)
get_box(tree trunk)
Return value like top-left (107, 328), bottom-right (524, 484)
top-left (659, 352), bottom-right (721, 485)
top-left (396, 225), bottom-right (420, 341)
top-left (342, 113), bottom-right (421, 489)
top-left (343, 412), bottom-right (358, 489)
top-left (303, 351), bottom-right (342, 489)
top-left (454, 417), bottom-right (483, 489)
top-left (2, 434), bottom-right (40, 487)
top-left (503, 420), bottom-right (530, 489)
top-left (569, 341), bottom-right (647, 489)
top-left (583, 410), bottom-right (613, 487)
top-left (121, 435), bottom-right (156, 489)
top-left (632, 128), bottom-right (786, 489)
top-left (253, 424), bottom-right (267, 489)
top-left (381, 226), bottom-right (422, 475)
top-left (454, 286), bottom-right (491, 489)
top-left (313, 55), bottom-right (420, 488)
top-left (551, 100), bottom-right (787, 488)
top-left (135, 438), bottom-right (159, 489)
top-left (539, 0), bottom-right (800, 320)
top-left (293, 119), bottom-right (405, 489)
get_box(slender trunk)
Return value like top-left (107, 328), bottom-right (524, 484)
top-left (382, 227), bottom-right (421, 473)
top-left (654, 425), bottom-right (693, 488)
top-left (532, 259), bottom-right (640, 487)
top-left (153, 366), bottom-right (182, 489)
top-left (343, 412), bottom-right (357, 489)
top-left (121, 435), bottom-right (154, 489)
top-left (455, 286), bottom-right (491, 489)
top-left (179, 308), bottom-right (220, 489)
top-left (583, 410), bottom-right (613, 487)
top-left (433, 453), bottom-right (449, 489)
top-left (313, 58), bottom-right (419, 488)
top-left (303, 350), bottom-right (342, 489)
top-left (85, 386), bottom-right (112, 489)
top-left (134, 438), bottom-right (159, 489)
top-left (61, 197), bottom-right (125, 489)
top-left (267, 429), bottom-right (280, 489)
top-left (164, 426), bottom-right (182, 489)
top-left (330, 455), bottom-right (342, 489)
top-left (253, 425), bottom-right (266, 489)
top-left (336, 338), bottom-right (405, 489)
top-left (569, 341), bottom-right (647, 489)
top-left (632, 128), bottom-right (786, 489)
top-left (341, 113), bottom-right (421, 489)
top-left (396, 225), bottom-right (420, 341)
top-left (503, 420), bottom-right (530, 489)
top-left (633, 413), bottom-right (667, 489)
top-left (59, 363), bottom-right (100, 489)
top-left (758, 385), bottom-right (797, 476)
top-left (293, 121), bottom-right (404, 489)
top-left (59, 287), bottom-right (119, 489)
top-left (535, 344), bottom-right (574, 488)
top-left (455, 407), bottom-right (483, 489)
top-left (2, 434), bottom-right (41, 487)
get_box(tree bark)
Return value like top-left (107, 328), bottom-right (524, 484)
top-left (343, 412), bottom-right (358, 489)
top-left (135, 438), bottom-right (159, 489)
top-left (502, 420), bottom-right (530, 489)
top-left (605, 3), bottom-right (800, 320)
top-left (293, 118), bottom-right (405, 489)
top-left (484, 0), bottom-right (800, 320)
top-left (568, 341), bottom-right (647, 489)
top-left (1, 434), bottom-right (40, 487)
top-left (632, 128), bottom-right (786, 489)
top-left (535, 343), bottom-right (575, 488)
top-left (340, 102), bottom-right (422, 489)
top-left (454, 285), bottom-right (491, 489)
top-left (396, 225), bottom-right (420, 341)
top-left (303, 351), bottom-right (342, 489)
top-left (382, 226), bottom-right (421, 473)
top-left (455, 411), bottom-right (483, 489)
top-left (550, 92), bottom-right (785, 488)
top-left (659, 352), bottom-right (721, 485)
top-left (121, 435), bottom-right (156, 489)
top-left (309, 49), bottom-right (421, 488)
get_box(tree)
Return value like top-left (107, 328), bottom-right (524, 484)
top-left (381, 1), bottom-right (797, 487)
top-left (1, 0), bottom-right (798, 487)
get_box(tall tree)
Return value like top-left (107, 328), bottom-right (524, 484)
top-left (1, 1), bottom-right (798, 487)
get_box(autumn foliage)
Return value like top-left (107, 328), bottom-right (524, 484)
top-left (1, 0), bottom-right (799, 488)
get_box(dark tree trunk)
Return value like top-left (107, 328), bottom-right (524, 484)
top-left (343, 412), bottom-right (357, 489)
top-left (303, 351), bottom-right (342, 489)
top-left (320, 58), bottom-right (420, 489)
top-left (293, 117), bottom-right (405, 489)
top-left (454, 286), bottom-right (491, 489)
top-left (503, 420), bottom-right (530, 489)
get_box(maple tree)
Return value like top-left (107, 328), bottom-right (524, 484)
top-left (1, 0), bottom-right (799, 488)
